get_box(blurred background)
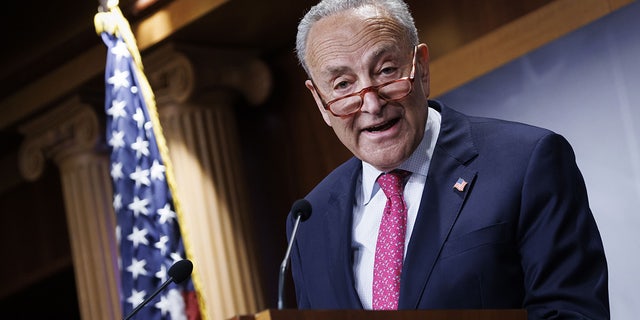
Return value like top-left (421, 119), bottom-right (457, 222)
top-left (0, 0), bottom-right (637, 319)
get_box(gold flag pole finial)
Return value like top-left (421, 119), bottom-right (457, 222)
top-left (94, 0), bottom-right (143, 70)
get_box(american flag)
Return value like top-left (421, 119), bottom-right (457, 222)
top-left (453, 178), bottom-right (468, 192)
top-left (100, 28), bottom-right (201, 319)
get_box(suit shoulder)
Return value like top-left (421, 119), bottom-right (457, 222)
top-left (436, 100), bottom-right (557, 147)
top-left (436, 102), bottom-right (573, 164)
top-left (466, 114), bottom-right (564, 152)
top-left (469, 114), bottom-right (553, 136)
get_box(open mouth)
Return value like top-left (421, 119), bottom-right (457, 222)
top-left (364, 118), bottom-right (400, 132)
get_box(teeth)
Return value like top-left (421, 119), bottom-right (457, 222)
top-left (366, 119), bottom-right (395, 132)
top-left (366, 123), bottom-right (384, 132)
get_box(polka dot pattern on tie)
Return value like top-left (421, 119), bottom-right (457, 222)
top-left (372, 169), bottom-right (411, 310)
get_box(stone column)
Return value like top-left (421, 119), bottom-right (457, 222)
top-left (18, 96), bottom-right (121, 320)
top-left (144, 43), bottom-right (271, 320)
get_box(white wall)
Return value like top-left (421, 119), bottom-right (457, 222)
top-left (439, 2), bottom-right (640, 319)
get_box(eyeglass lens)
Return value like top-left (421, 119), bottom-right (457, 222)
top-left (328, 79), bottom-right (412, 116)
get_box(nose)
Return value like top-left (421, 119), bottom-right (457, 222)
top-left (359, 90), bottom-right (385, 115)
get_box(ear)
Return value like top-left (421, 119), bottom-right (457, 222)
top-left (305, 79), bottom-right (333, 126)
top-left (416, 43), bottom-right (431, 98)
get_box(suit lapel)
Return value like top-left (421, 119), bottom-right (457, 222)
top-left (399, 102), bottom-right (479, 309)
top-left (322, 159), bottom-right (363, 308)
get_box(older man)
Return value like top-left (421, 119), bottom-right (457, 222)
top-left (287, 0), bottom-right (609, 319)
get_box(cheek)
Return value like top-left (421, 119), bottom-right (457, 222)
top-left (330, 119), bottom-right (358, 145)
top-left (405, 91), bottom-right (429, 123)
top-left (407, 108), bottom-right (428, 135)
top-left (320, 109), bottom-right (333, 126)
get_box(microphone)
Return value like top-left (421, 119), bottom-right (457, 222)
top-left (278, 199), bottom-right (312, 310)
top-left (123, 259), bottom-right (193, 320)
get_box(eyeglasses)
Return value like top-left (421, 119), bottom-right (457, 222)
top-left (316, 46), bottom-right (418, 118)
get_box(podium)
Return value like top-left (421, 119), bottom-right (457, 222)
top-left (229, 309), bottom-right (527, 320)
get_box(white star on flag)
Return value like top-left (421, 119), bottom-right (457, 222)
top-left (167, 289), bottom-right (187, 319)
top-left (108, 69), bottom-right (130, 90)
top-left (157, 204), bottom-right (175, 224)
top-left (111, 162), bottom-right (124, 180)
top-left (155, 295), bottom-right (171, 316)
top-left (150, 160), bottom-right (166, 181)
top-left (130, 136), bottom-right (150, 158)
top-left (132, 107), bottom-right (145, 129)
top-left (155, 263), bottom-right (168, 283)
top-left (126, 289), bottom-right (146, 308)
top-left (107, 99), bottom-right (127, 120)
top-left (128, 196), bottom-right (150, 218)
top-left (155, 235), bottom-right (169, 255)
top-left (129, 166), bottom-right (151, 187)
top-left (170, 252), bottom-right (183, 264)
top-left (111, 40), bottom-right (130, 60)
top-left (126, 258), bottom-right (148, 280)
top-left (113, 193), bottom-right (123, 211)
top-left (127, 226), bottom-right (150, 248)
top-left (108, 130), bottom-right (126, 150)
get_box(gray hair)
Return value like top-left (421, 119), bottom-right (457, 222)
top-left (296, 0), bottom-right (419, 76)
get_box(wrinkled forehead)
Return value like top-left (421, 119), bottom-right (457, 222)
top-left (305, 5), bottom-right (411, 74)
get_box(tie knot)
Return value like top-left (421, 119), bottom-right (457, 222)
top-left (377, 170), bottom-right (411, 198)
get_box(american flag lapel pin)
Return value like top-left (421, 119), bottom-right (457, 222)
top-left (453, 178), bottom-right (467, 192)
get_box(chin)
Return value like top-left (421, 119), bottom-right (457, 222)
top-left (366, 156), bottom-right (405, 172)
top-left (362, 143), bottom-right (401, 161)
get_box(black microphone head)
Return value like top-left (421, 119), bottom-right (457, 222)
top-left (291, 199), bottom-right (312, 221)
top-left (168, 259), bottom-right (193, 284)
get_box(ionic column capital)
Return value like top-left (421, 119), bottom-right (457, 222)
top-left (143, 43), bottom-right (272, 106)
top-left (18, 96), bottom-right (100, 181)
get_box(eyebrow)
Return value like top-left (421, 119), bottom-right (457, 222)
top-left (369, 46), bottom-right (394, 61)
top-left (322, 65), bottom-right (351, 79)
top-left (320, 46), bottom-right (398, 79)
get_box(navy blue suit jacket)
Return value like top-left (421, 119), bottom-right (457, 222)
top-left (287, 101), bottom-right (609, 319)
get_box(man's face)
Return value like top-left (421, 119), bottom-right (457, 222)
top-left (304, 5), bottom-right (431, 172)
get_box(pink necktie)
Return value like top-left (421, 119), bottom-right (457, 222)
top-left (372, 170), bottom-right (411, 310)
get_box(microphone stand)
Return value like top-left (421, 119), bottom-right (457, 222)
top-left (124, 276), bottom-right (174, 320)
top-left (278, 213), bottom-right (303, 310)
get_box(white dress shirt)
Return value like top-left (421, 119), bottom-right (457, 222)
top-left (352, 107), bottom-right (441, 309)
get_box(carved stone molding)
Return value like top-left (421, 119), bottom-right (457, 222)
top-left (16, 93), bottom-right (121, 319)
top-left (143, 43), bottom-right (272, 107)
top-left (18, 96), bottom-right (100, 181)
